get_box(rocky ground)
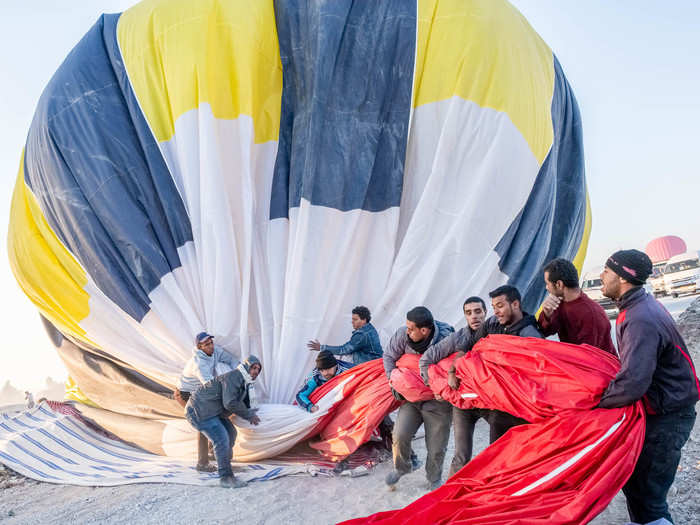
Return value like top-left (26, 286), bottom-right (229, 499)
top-left (2, 297), bottom-right (700, 524)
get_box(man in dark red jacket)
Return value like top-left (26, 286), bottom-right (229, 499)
top-left (598, 249), bottom-right (698, 524)
top-left (537, 258), bottom-right (616, 355)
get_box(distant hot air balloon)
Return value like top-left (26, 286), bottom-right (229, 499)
top-left (8, 0), bottom-right (589, 418)
top-left (645, 235), bottom-right (687, 264)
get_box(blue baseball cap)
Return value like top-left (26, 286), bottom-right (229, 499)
top-left (195, 332), bottom-right (213, 345)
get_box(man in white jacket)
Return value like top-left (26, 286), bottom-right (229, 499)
top-left (174, 332), bottom-right (239, 472)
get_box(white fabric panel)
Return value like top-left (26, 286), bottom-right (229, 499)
top-left (76, 96), bottom-right (542, 405)
top-left (375, 97), bottom-right (541, 336)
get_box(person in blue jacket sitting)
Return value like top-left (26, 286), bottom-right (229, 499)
top-left (296, 350), bottom-right (352, 412)
top-left (307, 306), bottom-right (383, 365)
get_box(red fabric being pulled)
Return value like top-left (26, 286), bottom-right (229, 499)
top-left (340, 335), bottom-right (646, 525)
top-left (305, 359), bottom-right (399, 460)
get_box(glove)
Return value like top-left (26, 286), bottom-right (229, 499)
top-left (391, 387), bottom-right (405, 401)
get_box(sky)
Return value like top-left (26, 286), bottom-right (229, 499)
top-left (0, 1), bottom-right (698, 390)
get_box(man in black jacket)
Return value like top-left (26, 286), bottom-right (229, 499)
top-left (422, 285), bottom-right (542, 444)
top-left (599, 249), bottom-right (698, 524)
top-left (185, 356), bottom-right (262, 488)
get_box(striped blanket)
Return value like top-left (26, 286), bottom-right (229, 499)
top-left (0, 402), bottom-right (320, 486)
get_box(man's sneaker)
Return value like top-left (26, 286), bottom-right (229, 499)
top-left (196, 463), bottom-right (216, 473)
top-left (410, 453), bottom-right (422, 471)
top-left (385, 469), bottom-right (403, 487)
top-left (220, 475), bottom-right (247, 489)
top-left (427, 478), bottom-right (442, 491)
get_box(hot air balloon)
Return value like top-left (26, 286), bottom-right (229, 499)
top-left (645, 235), bottom-right (687, 264)
top-left (7, 0), bottom-right (589, 443)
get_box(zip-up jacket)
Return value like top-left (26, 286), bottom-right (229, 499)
top-left (295, 359), bottom-right (353, 410)
top-left (186, 369), bottom-right (256, 423)
top-left (383, 320), bottom-right (454, 379)
top-left (322, 322), bottom-right (383, 365)
top-left (599, 287), bottom-right (699, 413)
top-left (419, 325), bottom-right (476, 384)
top-left (419, 314), bottom-right (542, 383)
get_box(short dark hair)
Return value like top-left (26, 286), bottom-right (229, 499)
top-left (463, 296), bottom-right (486, 310)
top-left (352, 306), bottom-right (371, 322)
top-left (406, 306), bottom-right (434, 329)
top-left (489, 285), bottom-right (521, 304)
top-left (543, 258), bottom-right (579, 288)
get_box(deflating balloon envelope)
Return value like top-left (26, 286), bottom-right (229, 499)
top-left (8, 0), bottom-right (589, 414)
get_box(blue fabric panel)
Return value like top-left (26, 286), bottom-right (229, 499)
top-left (269, 0), bottom-right (416, 219)
top-left (23, 14), bottom-right (193, 322)
top-left (495, 55), bottom-right (587, 313)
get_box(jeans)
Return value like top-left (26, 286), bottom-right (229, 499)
top-left (393, 399), bottom-right (452, 483)
top-left (186, 407), bottom-right (237, 477)
top-left (623, 404), bottom-right (696, 524)
top-left (180, 392), bottom-right (210, 466)
top-left (486, 409), bottom-right (528, 443)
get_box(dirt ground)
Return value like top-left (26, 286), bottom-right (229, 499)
top-left (2, 298), bottom-right (700, 525)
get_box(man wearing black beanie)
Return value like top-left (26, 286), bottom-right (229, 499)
top-left (295, 350), bottom-right (352, 413)
top-left (598, 249), bottom-right (698, 524)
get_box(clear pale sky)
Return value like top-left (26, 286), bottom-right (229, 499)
top-left (1, 1), bottom-right (698, 390)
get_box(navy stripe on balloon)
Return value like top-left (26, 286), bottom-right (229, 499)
top-left (495, 55), bottom-right (587, 313)
top-left (270, 0), bottom-right (416, 219)
top-left (23, 14), bottom-right (193, 321)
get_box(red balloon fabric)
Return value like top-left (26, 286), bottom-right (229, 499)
top-left (338, 336), bottom-right (646, 525)
top-left (645, 235), bottom-right (687, 263)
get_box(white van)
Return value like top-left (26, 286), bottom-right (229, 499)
top-left (580, 268), bottom-right (618, 318)
top-left (649, 262), bottom-right (667, 297)
top-left (663, 251), bottom-right (700, 297)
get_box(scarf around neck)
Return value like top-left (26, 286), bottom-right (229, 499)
top-left (407, 324), bottom-right (434, 354)
top-left (236, 363), bottom-right (258, 409)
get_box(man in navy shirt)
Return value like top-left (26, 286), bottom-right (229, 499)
top-left (308, 306), bottom-right (383, 365)
top-left (598, 249), bottom-right (698, 524)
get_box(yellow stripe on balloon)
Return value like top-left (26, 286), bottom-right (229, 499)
top-left (572, 189), bottom-right (592, 274)
top-left (414, 0), bottom-right (555, 164)
top-left (117, 0), bottom-right (283, 144)
top-left (7, 152), bottom-right (93, 344)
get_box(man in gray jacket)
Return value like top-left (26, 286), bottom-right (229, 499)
top-left (185, 356), bottom-right (262, 488)
top-left (384, 306), bottom-right (454, 490)
top-left (425, 285), bottom-right (542, 445)
top-left (419, 296), bottom-right (487, 477)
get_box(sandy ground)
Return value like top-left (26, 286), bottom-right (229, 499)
top-left (2, 296), bottom-right (700, 525)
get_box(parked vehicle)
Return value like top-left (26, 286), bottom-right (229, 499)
top-left (580, 268), bottom-right (618, 318)
top-left (663, 251), bottom-right (700, 298)
top-left (649, 262), bottom-right (667, 297)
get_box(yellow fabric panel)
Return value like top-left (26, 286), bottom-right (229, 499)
top-left (117, 0), bottom-right (283, 144)
top-left (7, 153), bottom-right (91, 344)
top-left (572, 189), bottom-right (592, 274)
top-left (64, 377), bottom-right (99, 407)
top-left (415, 0), bottom-right (554, 164)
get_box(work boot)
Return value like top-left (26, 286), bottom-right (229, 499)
top-left (385, 469), bottom-right (404, 487)
top-left (196, 462), bottom-right (216, 473)
top-left (220, 475), bottom-right (247, 488)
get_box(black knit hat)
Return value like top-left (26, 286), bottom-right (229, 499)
top-left (316, 350), bottom-right (337, 370)
top-left (605, 249), bottom-right (653, 285)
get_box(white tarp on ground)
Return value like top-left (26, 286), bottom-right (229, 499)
top-left (0, 402), bottom-right (319, 486)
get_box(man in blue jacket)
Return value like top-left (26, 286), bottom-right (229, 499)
top-left (296, 350), bottom-right (353, 412)
top-left (307, 306), bottom-right (383, 365)
top-left (598, 249), bottom-right (699, 524)
top-left (383, 306), bottom-right (454, 490)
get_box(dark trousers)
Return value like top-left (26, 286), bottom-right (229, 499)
top-left (181, 391), bottom-right (210, 466)
top-left (393, 399), bottom-right (452, 483)
top-left (623, 404), bottom-right (696, 524)
top-left (486, 409), bottom-right (528, 443)
top-left (448, 407), bottom-right (483, 478)
top-left (186, 408), bottom-right (237, 477)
